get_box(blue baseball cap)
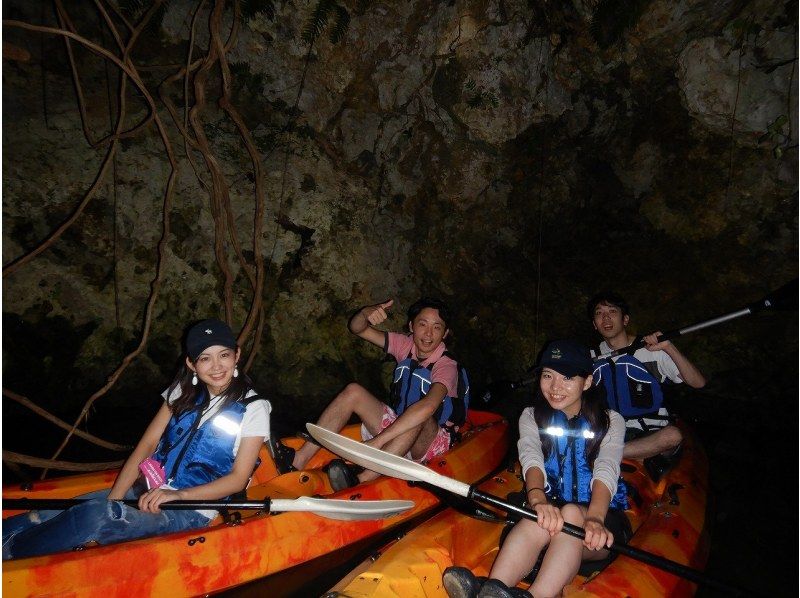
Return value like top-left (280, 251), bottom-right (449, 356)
top-left (536, 339), bottom-right (593, 378)
top-left (186, 319), bottom-right (237, 361)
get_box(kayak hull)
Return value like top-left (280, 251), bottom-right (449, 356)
top-left (3, 410), bottom-right (509, 597)
top-left (330, 420), bottom-right (710, 597)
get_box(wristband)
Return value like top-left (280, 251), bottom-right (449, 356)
top-left (526, 487), bottom-right (545, 496)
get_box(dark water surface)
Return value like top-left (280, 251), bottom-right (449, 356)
top-left (691, 418), bottom-right (797, 597)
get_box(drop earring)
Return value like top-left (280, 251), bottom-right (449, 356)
top-left (191, 373), bottom-right (198, 386)
top-left (233, 366), bottom-right (239, 378)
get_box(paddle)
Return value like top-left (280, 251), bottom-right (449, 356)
top-left (483, 279), bottom-right (798, 396)
top-left (306, 424), bottom-right (751, 596)
top-left (596, 278), bottom-right (797, 359)
top-left (2, 496), bottom-right (415, 521)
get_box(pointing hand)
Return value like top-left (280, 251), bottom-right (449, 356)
top-left (364, 299), bottom-right (394, 326)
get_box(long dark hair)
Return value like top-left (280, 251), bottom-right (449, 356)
top-left (166, 353), bottom-right (252, 417)
top-left (532, 380), bottom-right (609, 467)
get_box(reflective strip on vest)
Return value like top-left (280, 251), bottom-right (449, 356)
top-left (154, 398), bottom-right (247, 490)
top-left (541, 411), bottom-right (627, 510)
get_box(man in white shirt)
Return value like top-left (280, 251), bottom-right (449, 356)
top-left (588, 292), bottom-right (706, 460)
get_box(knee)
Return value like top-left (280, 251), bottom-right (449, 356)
top-left (25, 512), bottom-right (43, 525)
top-left (106, 500), bottom-right (129, 522)
top-left (560, 503), bottom-right (584, 526)
top-left (515, 517), bottom-right (538, 535)
top-left (516, 517), bottom-right (551, 542)
top-left (72, 498), bottom-right (128, 526)
top-left (662, 425), bottom-right (683, 450)
top-left (338, 383), bottom-right (367, 405)
top-left (518, 517), bottom-right (538, 533)
top-left (2, 511), bottom-right (44, 548)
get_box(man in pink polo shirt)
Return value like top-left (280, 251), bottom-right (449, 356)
top-left (292, 297), bottom-right (462, 491)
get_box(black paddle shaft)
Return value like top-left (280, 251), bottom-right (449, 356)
top-left (470, 489), bottom-right (753, 597)
top-left (594, 278), bottom-right (798, 360)
top-left (3, 498), bottom-right (273, 511)
top-left (483, 279), bottom-right (798, 394)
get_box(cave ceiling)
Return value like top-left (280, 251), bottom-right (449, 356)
top-left (2, 0), bottom-right (797, 443)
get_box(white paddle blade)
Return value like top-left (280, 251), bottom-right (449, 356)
top-left (270, 497), bottom-right (414, 520)
top-left (306, 423), bottom-right (471, 498)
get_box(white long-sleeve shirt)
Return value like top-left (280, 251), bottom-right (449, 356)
top-left (517, 407), bottom-right (625, 498)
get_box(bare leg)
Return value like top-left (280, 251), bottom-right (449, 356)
top-left (292, 383), bottom-right (386, 470)
top-left (407, 417), bottom-right (441, 460)
top-left (623, 425), bottom-right (682, 459)
top-left (529, 504), bottom-right (598, 598)
top-left (487, 518), bottom-right (551, 588)
top-left (357, 417), bottom-right (440, 483)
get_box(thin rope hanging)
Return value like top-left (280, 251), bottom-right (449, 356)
top-left (533, 36), bottom-right (550, 359)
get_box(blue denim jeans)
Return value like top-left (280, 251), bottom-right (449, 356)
top-left (2, 488), bottom-right (209, 560)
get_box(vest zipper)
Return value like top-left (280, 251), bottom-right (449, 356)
top-left (557, 439), bottom-right (567, 496)
top-left (566, 416), bottom-right (581, 501)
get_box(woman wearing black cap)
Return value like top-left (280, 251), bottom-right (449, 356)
top-left (443, 339), bottom-right (628, 598)
top-left (3, 319), bottom-right (270, 560)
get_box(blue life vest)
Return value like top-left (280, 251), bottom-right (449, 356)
top-left (390, 351), bottom-right (469, 429)
top-left (153, 392), bottom-right (261, 492)
top-left (541, 411), bottom-right (627, 510)
top-left (592, 353), bottom-right (665, 420)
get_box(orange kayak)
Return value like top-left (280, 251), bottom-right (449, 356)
top-left (2, 410), bottom-right (509, 597)
top-left (329, 421), bottom-right (711, 597)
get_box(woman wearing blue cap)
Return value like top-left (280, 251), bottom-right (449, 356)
top-left (443, 339), bottom-right (627, 598)
top-left (3, 319), bottom-right (270, 560)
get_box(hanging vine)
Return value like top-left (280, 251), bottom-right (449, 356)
top-left (2, 0), bottom-right (361, 477)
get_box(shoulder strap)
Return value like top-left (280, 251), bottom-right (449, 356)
top-left (442, 351), bottom-right (469, 427)
top-left (240, 392), bottom-right (262, 406)
top-left (391, 351), bottom-right (418, 415)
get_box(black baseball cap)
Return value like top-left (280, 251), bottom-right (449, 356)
top-left (186, 319), bottom-right (238, 361)
top-left (536, 339), bottom-right (593, 378)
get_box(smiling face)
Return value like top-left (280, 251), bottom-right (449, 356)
top-left (539, 368), bottom-right (592, 418)
top-left (408, 307), bottom-right (448, 359)
top-left (592, 301), bottom-right (629, 342)
top-left (186, 345), bottom-right (240, 396)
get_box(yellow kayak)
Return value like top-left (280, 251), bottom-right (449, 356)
top-left (328, 421), bottom-right (710, 597)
